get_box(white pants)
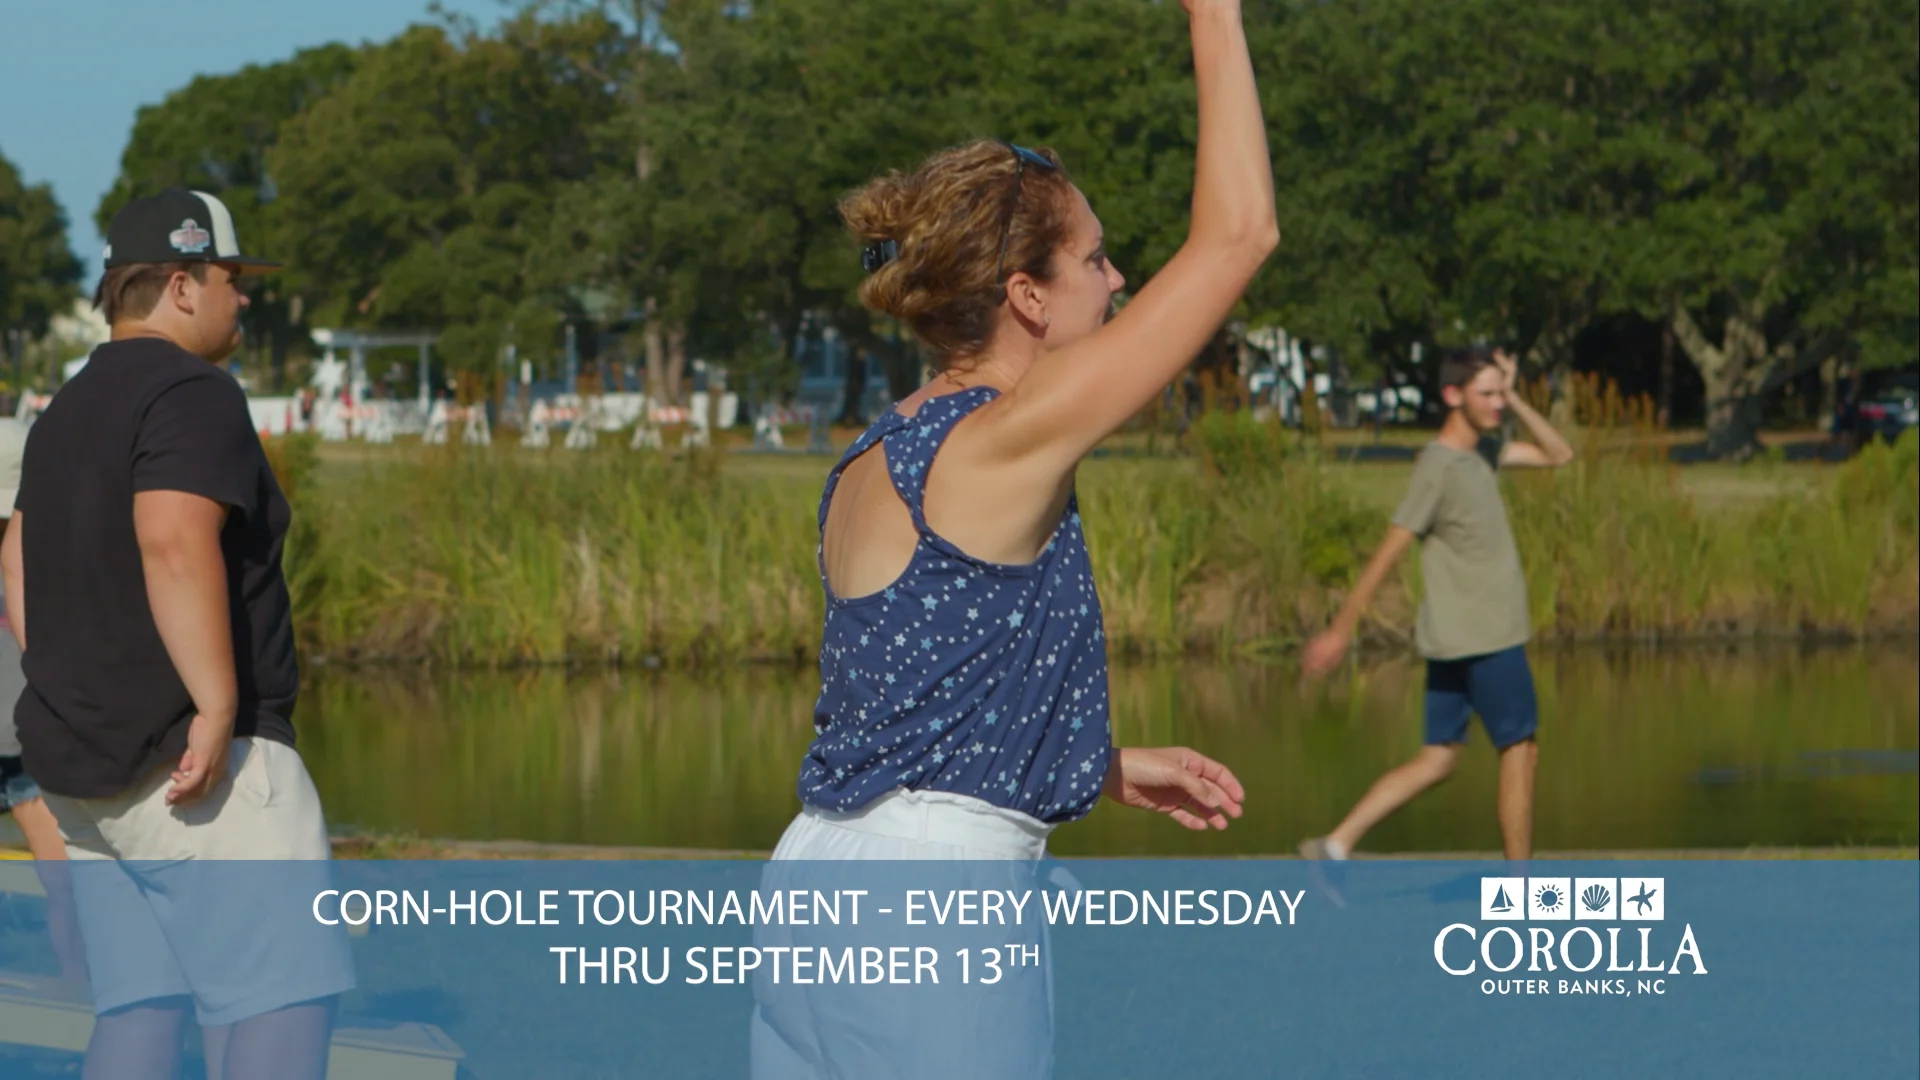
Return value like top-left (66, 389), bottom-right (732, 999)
top-left (751, 788), bottom-right (1057, 1080)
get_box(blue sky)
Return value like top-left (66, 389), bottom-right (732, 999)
top-left (0, 0), bottom-right (511, 287)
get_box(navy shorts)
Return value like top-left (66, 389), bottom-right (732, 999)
top-left (1423, 646), bottom-right (1538, 750)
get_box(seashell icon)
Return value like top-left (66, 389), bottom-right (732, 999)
top-left (1581, 884), bottom-right (1613, 913)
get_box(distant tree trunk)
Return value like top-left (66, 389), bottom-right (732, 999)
top-left (838, 344), bottom-right (867, 425)
top-left (665, 324), bottom-right (687, 406)
top-left (883, 334), bottom-right (920, 402)
top-left (495, 344), bottom-right (510, 420)
top-left (1670, 301), bottom-right (1768, 460)
top-left (1299, 347), bottom-right (1323, 438)
top-left (1817, 356), bottom-right (1839, 434)
top-left (1705, 384), bottom-right (1766, 460)
top-left (1658, 327), bottom-right (1674, 430)
top-left (643, 300), bottom-right (666, 402)
top-left (1662, 294), bottom-right (1843, 462)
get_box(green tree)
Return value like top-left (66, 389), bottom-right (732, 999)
top-left (0, 149), bottom-right (82, 389)
top-left (1630, 0), bottom-right (1919, 457)
top-left (597, 0), bottom-right (1194, 410)
top-left (1248, 0), bottom-right (1916, 452)
top-left (267, 12), bottom-right (629, 379)
top-left (1250, 0), bottom-right (1664, 394)
top-left (92, 0), bottom-right (1909, 447)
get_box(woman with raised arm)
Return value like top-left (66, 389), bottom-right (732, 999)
top-left (752, 4), bottom-right (1275, 1075)
top-left (776, 0), bottom-right (1275, 869)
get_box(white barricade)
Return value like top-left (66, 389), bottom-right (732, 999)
top-left (248, 396), bottom-right (304, 436)
top-left (319, 400), bottom-right (352, 441)
top-left (682, 392), bottom-right (712, 449)
top-left (14, 393), bottom-right (53, 425)
top-left (630, 400), bottom-right (663, 450)
top-left (524, 400), bottom-right (552, 449)
top-left (423, 400), bottom-right (451, 445)
top-left (564, 399), bottom-right (599, 450)
top-left (361, 403), bottom-right (395, 444)
top-left (752, 403), bottom-right (785, 449)
top-left (463, 405), bottom-right (492, 446)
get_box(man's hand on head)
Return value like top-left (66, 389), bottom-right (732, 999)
top-left (1493, 349), bottom-right (1519, 392)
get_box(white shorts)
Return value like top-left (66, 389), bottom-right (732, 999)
top-left (41, 737), bottom-right (357, 1025)
top-left (770, 787), bottom-right (1055, 862)
top-left (751, 788), bottom-right (1056, 1080)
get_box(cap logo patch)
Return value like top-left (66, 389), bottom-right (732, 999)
top-left (169, 218), bottom-right (212, 254)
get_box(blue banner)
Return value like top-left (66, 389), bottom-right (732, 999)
top-left (0, 858), bottom-right (1911, 1078)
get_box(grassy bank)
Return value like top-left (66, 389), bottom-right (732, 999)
top-left (264, 423), bottom-right (1919, 667)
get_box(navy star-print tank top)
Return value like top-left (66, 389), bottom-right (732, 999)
top-left (796, 386), bottom-right (1113, 824)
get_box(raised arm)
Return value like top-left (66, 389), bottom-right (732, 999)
top-left (990, 0), bottom-right (1277, 469)
top-left (1495, 352), bottom-right (1574, 468)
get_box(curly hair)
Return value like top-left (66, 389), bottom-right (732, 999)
top-left (839, 140), bottom-right (1077, 367)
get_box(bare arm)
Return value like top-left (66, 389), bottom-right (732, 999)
top-left (135, 491), bottom-right (238, 721)
top-left (989, 0), bottom-right (1278, 469)
top-left (1, 513), bottom-right (22, 650)
top-left (1500, 393), bottom-right (1575, 468)
top-left (1496, 352), bottom-right (1574, 468)
top-left (1330, 526), bottom-right (1418, 640)
top-left (1301, 525), bottom-right (1418, 676)
top-left (134, 491), bottom-right (238, 802)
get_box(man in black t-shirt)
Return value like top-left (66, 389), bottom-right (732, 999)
top-left (0, 188), bottom-right (351, 1080)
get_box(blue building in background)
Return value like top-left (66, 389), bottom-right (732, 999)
top-left (792, 322), bottom-right (895, 423)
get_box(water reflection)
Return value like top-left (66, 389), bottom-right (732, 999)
top-left (300, 644), bottom-right (1919, 856)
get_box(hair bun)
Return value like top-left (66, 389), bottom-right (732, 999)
top-left (837, 139), bottom-right (1074, 363)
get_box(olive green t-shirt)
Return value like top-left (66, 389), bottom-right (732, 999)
top-left (1390, 436), bottom-right (1531, 660)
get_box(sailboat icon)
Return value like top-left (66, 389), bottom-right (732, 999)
top-left (1481, 877), bottom-right (1526, 919)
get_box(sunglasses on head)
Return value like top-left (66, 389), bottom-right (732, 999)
top-left (994, 143), bottom-right (1059, 284)
top-left (858, 143), bottom-right (1058, 279)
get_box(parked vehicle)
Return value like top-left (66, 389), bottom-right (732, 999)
top-left (1857, 387), bottom-right (1918, 444)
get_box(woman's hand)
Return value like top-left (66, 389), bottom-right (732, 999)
top-left (1102, 746), bottom-right (1246, 830)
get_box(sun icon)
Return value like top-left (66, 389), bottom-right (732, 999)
top-left (1533, 883), bottom-right (1566, 915)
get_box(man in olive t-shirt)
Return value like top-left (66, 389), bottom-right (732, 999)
top-left (1298, 347), bottom-right (1573, 865)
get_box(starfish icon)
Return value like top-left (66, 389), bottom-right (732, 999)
top-left (1628, 883), bottom-right (1658, 916)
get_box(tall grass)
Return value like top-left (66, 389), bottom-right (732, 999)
top-left (264, 418), bottom-right (1918, 667)
top-left (270, 442), bottom-right (818, 666)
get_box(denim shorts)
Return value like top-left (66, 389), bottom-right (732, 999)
top-left (1423, 645), bottom-right (1539, 750)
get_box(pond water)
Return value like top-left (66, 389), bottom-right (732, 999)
top-left (300, 644), bottom-right (1918, 856)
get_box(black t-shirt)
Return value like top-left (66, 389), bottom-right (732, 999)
top-left (14, 337), bottom-right (297, 798)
